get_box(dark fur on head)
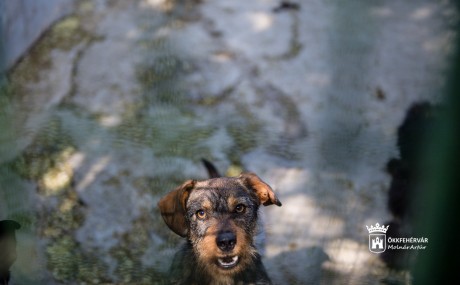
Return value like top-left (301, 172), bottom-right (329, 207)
top-left (158, 162), bottom-right (281, 285)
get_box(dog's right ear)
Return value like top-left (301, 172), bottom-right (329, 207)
top-left (158, 180), bottom-right (196, 237)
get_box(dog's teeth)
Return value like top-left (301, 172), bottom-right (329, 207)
top-left (218, 256), bottom-right (238, 268)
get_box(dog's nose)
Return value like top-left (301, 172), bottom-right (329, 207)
top-left (216, 232), bottom-right (236, 252)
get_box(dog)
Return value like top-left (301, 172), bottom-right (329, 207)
top-left (158, 160), bottom-right (282, 285)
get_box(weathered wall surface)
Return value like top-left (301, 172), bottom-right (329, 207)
top-left (0, 0), bottom-right (456, 284)
top-left (0, 0), bottom-right (75, 71)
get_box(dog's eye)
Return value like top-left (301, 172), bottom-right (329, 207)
top-left (235, 204), bottom-right (246, 213)
top-left (196, 209), bottom-right (207, 219)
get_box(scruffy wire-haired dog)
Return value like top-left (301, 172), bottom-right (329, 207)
top-left (158, 160), bottom-right (282, 285)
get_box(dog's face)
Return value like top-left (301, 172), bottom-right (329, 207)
top-left (186, 178), bottom-right (261, 275)
top-left (158, 173), bottom-right (281, 275)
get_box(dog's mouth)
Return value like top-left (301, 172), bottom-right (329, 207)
top-left (217, 256), bottom-right (239, 269)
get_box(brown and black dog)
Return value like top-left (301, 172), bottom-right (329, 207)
top-left (158, 160), bottom-right (281, 285)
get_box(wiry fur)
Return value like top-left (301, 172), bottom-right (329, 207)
top-left (158, 161), bottom-right (281, 285)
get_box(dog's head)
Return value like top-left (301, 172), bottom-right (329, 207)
top-left (158, 173), bottom-right (281, 274)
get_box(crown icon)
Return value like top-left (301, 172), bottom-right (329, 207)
top-left (366, 223), bottom-right (389, 234)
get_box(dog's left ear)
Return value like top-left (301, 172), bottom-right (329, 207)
top-left (239, 172), bottom-right (282, 207)
top-left (158, 180), bottom-right (196, 237)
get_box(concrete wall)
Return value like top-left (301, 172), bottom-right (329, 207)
top-left (0, 0), bottom-right (75, 72)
